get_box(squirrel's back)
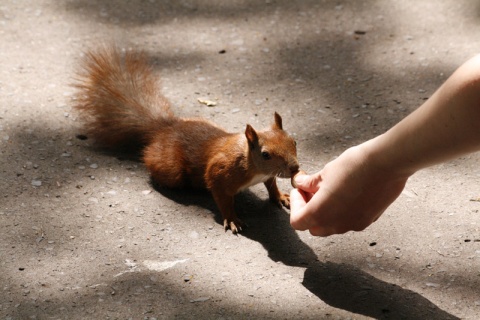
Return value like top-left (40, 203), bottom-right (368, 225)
top-left (73, 47), bottom-right (175, 151)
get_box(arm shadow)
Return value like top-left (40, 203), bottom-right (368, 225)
top-left (153, 183), bottom-right (458, 319)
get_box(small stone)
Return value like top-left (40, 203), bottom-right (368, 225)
top-left (89, 163), bottom-right (98, 169)
top-left (88, 197), bottom-right (99, 203)
top-left (425, 282), bottom-right (439, 288)
top-left (189, 231), bottom-right (199, 239)
top-left (31, 180), bottom-right (42, 187)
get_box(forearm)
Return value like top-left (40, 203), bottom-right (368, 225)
top-left (367, 55), bottom-right (480, 176)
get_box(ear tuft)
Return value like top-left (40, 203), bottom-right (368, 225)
top-left (245, 124), bottom-right (258, 147)
top-left (273, 112), bottom-right (283, 130)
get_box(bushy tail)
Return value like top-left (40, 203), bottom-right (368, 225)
top-left (73, 46), bottom-right (174, 152)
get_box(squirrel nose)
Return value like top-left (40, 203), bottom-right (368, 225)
top-left (290, 163), bottom-right (300, 175)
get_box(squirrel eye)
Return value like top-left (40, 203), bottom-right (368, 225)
top-left (261, 151), bottom-right (271, 160)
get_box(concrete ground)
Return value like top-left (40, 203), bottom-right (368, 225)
top-left (1, 1), bottom-right (479, 319)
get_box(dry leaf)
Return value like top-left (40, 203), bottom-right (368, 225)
top-left (197, 98), bottom-right (217, 107)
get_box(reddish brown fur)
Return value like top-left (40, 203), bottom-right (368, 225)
top-left (73, 46), bottom-right (299, 233)
top-left (73, 47), bottom-right (174, 150)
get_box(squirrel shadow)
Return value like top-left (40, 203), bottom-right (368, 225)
top-left (151, 181), bottom-right (457, 319)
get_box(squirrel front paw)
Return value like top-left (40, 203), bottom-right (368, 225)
top-left (271, 193), bottom-right (291, 209)
top-left (223, 217), bottom-right (245, 234)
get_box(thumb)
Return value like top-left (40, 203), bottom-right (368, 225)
top-left (294, 171), bottom-right (322, 193)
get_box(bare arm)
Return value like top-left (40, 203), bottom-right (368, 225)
top-left (374, 54), bottom-right (480, 175)
top-left (290, 54), bottom-right (480, 236)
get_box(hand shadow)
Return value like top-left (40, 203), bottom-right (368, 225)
top-left (153, 183), bottom-right (458, 319)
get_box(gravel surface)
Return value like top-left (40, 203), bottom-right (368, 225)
top-left (1, 1), bottom-right (479, 319)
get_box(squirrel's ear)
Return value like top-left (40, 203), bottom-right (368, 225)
top-left (245, 124), bottom-right (258, 148)
top-left (272, 112), bottom-right (283, 130)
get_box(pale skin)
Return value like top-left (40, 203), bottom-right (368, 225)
top-left (290, 54), bottom-right (480, 237)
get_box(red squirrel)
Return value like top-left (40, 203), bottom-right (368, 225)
top-left (73, 47), bottom-right (300, 233)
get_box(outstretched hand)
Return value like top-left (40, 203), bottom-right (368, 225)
top-left (291, 55), bottom-right (480, 236)
top-left (290, 144), bottom-right (409, 237)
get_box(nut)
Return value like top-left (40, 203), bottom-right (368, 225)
top-left (291, 170), bottom-right (307, 188)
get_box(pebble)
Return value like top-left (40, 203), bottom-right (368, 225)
top-left (425, 282), bottom-right (440, 288)
top-left (189, 231), bottom-right (199, 239)
top-left (88, 197), bottom-right (99, 203)
top-left (90, 163), bottom-right (98, 169)
top-left (31, 180), bottom-right (42, 187)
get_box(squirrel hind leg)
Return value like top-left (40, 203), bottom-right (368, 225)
top-left (143, 142), bottom-right (187, 189)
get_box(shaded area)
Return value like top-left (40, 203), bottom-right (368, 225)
top-left (62, 0), bottom-right (367, 26)
top-left (155, 184), bottom-right (459, 319)
top-left (303, 263), bottom-right (459, 320)
top-left (2, 0), bottom-right (480, 319)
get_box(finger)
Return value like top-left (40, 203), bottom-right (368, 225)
top-left (290, 188), bottom-right (307, 212)
top-left (290, 189), bottom-right (312, 231)
top-left (309, 225), bottom-right (336, 237)
top-left (294, 171), bottom-right (322, 193)
top-left (298, 188), bottom-right (314, 203)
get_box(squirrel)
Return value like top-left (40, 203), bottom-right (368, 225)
top-left (73, 47), bottom-right (300, 234)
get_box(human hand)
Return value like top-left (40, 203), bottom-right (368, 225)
top-left (290, 144), bottom-right (409, 236)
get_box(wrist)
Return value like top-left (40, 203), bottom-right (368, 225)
top-left (360, 134), bottom-right (417, 180)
